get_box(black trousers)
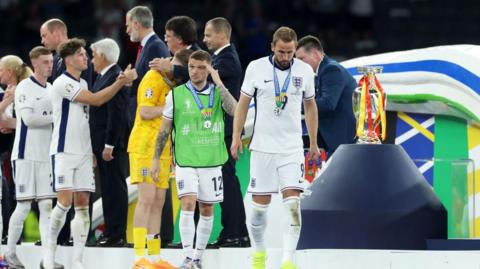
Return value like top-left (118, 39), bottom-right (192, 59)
top-left (218, 137), bottom-right (248, 239)
top-left (93, 146), bottom-right (129, 240)
top-left (90, 125), bottom-right (129, 240)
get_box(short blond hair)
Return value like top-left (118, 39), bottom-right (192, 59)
top-left (29, 46), bottom-right (52, 60)
top-left (272, 26), bottom-right (297, 45)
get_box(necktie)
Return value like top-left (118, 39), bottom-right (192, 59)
top-left (135, 44), bottom-right (143, 64)
top-left (212, 54), bottom-right (218, 67)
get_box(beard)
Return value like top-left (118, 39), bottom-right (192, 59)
top-left (129, 30), bottom-right (139, 42)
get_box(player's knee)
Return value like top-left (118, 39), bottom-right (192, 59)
top-left (154, 190), bottom-right (166, 207)
top-left (15, 201), bottom-right (32, 218)
top-left (199, 203), bottom-right (214, 217)
top-left (250, 201), bottom-right (269, 225)
top-left (38, 199), bottom-right (53, 214)
top-left (181, 197), bottom-right (196, 211)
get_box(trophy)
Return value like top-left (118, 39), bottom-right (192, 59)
top-left (352, 66), bottom-right (387, 144)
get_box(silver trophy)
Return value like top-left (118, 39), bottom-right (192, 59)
top-left (352, 66), bottom-right (386, 144)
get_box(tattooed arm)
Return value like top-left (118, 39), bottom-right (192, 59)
top-left (207, 65), bottom-right (237, 116)
top-left (150, 118), bottom-right (173, 182)
top-left (218, 84), bottom-right (237, 116)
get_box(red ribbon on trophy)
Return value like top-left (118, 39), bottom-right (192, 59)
top-left (355, 68), bottom-right (387, 143)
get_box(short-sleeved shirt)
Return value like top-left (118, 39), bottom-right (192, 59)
top-left (241, 56), bottom-right (315, 154)
top-left (49, 72), bottom-right (92, 156)
top-left (11, 76), bottom-right (53, 161)
top-left (162, 83), bottom-right (213, 120)
top-left (127, 70), bottom-right (172, 158)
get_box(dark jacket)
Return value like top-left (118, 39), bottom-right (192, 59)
top-left (211, 44), bottom-right (242, 137)
top-left (316, 55), bottom-right (356, 156)
top-left (89, 64), bottom-right (128, 149)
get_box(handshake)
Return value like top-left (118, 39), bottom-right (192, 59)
top-left (117, 64), bottom-right (138, 86)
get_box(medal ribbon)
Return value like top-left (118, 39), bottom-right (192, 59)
top-left (186, 81), bottom-right (215, 120)
top-left (273, 58), bottom-right (292, 109)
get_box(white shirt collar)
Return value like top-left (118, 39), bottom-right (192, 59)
top-left (100, 63), bottom-right (116, 76)
top-left (141, 32), bottom-right (155, 47)
top-left (214, 44), bottom-right (230, 55)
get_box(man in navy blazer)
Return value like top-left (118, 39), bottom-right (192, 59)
top-left (89, 38), bottom-right (129, 247)
top-left (203, 17), bottom-right (249, 248)
top-left (296, 35), bottom-right (356, 157)
top-left (125, 6), bottom-right (169, 128)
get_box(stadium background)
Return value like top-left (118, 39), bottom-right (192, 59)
top-left (1, 0), bottom-right (480, 243)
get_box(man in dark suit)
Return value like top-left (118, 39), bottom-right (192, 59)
top-left (203, 17), bottom-right (249, 248)
top-left (125, 5), bottom-right (170, 128)
top-left (296, 35), bottom-right (356, 157)
top-left (149, 15), bottom-right (200, 84)
top-left (89, 38), bottom-right (129, 247)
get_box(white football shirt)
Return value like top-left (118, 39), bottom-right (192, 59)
top-left (241, 56), bottom-right (315, 153)
top-left (49, 72), bottom-right (92, 155)
top-left (11, 76), bottom-right (53, 161)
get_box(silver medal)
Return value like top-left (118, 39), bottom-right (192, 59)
top-left (204, 120), bottom-right (212, 129)
top-left (274, 107), bottom-right (281, 116)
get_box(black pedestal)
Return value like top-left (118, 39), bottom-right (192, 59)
top-left (298, 144), bottom-right (447, 250)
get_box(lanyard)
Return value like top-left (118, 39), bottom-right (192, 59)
top-left (186, 81), bottom-right (215, 119)
top-left (273, 58), bottom-right (292, 109)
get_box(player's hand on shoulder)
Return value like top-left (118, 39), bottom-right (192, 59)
top-left (149, 57), bottom-right (172, 72)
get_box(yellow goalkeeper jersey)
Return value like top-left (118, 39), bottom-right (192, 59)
top-left (127, 70), bottom-right (173, 159)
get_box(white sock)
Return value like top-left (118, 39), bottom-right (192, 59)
top-left (193, 215), bottom-right (213, 261)
top-left (7, 201), bottom-right (31, 254)
top-left (179, 210), bottom-right (195, 259)
top-left (282, 197), bottom-right (301, 262)
top-left (249, 202), bottom-right (269, 252)
top-left (44, 203), bottom-right (70, 268)
top-left (38, 199), bottom-right (53, 247)
top-left (72, 206), bottom-right (90, 264)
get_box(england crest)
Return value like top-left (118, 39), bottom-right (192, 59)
top-left (250, 177), bottom-right (256, 188)
top-left (292, 76), bottom-right (303, 94)
top-left (145, 89), bottom-right (153, 98)
top-left (178, 180), bottom-right (184, 190)
top-left (292, 76), bottom-right (303, 88)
